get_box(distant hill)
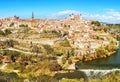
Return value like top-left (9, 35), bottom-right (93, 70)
top-left (101, 22), bottom-right (120, 25)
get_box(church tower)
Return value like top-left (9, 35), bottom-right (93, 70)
top-left (32, 12), bottom-right (34, 20)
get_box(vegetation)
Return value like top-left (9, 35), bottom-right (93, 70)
top-left (42, 30), bottom-right (62, 38)
top-left (0, 29), bottom-right (12, 36)
top-left (0, 49), bottom-right (61, 81)
top-left (59, 38), bottom-right (71, 47)
top-left (0, 70), bottom-right (120, 82)
top-left (107, 24), bottom-right (120, 39)
top-left (0, 30), bottom-right (4, 35)
top-left (61, 72), bottom-right (120, 82)
top-left (43, 44), bottom-right (54, 55)
top-left (49, 61), bottom-right (62, 71)
top-left (54, 49), bottom-right (63, 56)
top-left (103, 25), bottom-right (109, 32)
top-left (106, 41), bottom-right (118, 52)
top-left (23, 27), bottom-right (31, 33)
top-left (91, 21), bottom-right (101, 26)
top-left (31, 45), bottom-right (42, 54)
top-left (19, 24), bottom-right (28, 27)
top-left (4, 39), bottom-right (18, 47)
top-left (4, 29), bottom-right (12, 35)
top-left (0, 71), bottom-right (23, 82)
top-left (2, 50), bottom-right (26, 63)
top-left (9, 23), bottom-right (14, 27)
top-left (96, 46), bottom-right (109, 57)
top-left (95, 40), bottom-right (118, 58)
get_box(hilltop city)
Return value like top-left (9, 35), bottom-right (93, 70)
top-left (0, 12), bottom-right (119, 81)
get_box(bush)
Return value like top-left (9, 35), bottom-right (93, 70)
top-left (9, 23), bottom-right (14, 27)
top-left (54, 50), bottom-right (63, 56)
top-left (60, 38), bottom-right (71, 47)
top-left (91, 21), bottom-right (101, 26)
top-left (4, 39), bottom-right (18, 47)
top-left (49, 61), bottom-right (62, 71)
top-left (2, 50), bottom-right (26, 60)
top-left (61, 79), bottom-right (81, 82)
top-left (61, 57), bottom-right (66, 64)
top-left (27, 74), bottom-right (58, 82)
top-left (0, 30), bottom-right (5, 35)
top-left (5, 29), bottom-right (11, 34)
top-left (31, 45), bottom-right (42, 54)
top-left (19, 24), bottom-right (28, 27)
top-left (3, 29), bottom-right (12, 35)
top-left (0, 71), bottom-right (23, 82)
top-left (96, 46), bottom-right (109, 57)
top-left (43, 44), bottom-right (54, 55)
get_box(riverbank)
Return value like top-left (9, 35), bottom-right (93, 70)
top-left (71, 50), bottom-right (118, 63)
top-left (70, 40), bottom-right (119, 63)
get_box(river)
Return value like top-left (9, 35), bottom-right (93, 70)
top-left (76, 39), bottom-right (120, 69)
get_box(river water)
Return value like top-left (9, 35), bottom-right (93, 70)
top-left (76, 39), bottom-right (120, 69)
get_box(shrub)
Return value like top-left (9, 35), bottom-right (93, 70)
top-left (4, 39), bottom-right (18, 47)
top-left (48, 61), bottom-right (62, 71)
top-left (91, 21), bottom-right (101, 26)
top-left (31, 45), bottom-right (42, 54)
top-left (19, 24), bottom-right (28, 27)
top-left (9, 23), bottom-right (14, 27)
top-left (54, 50), bottom-right (63, 56)
top-left (43, 44), bottom-right (54, 55)
top-left (59, 38), bottom-right (71, 47)
top-left (96, 46), bottom-right (109, 57)
top-left (3, 29), bottom-right (12, 35)
top-left (68, 58), bottom-right (72, 64)
top-left (28, 74), bottom-right (58, 82)
top-left (0, 30), bottom-right (5, 35)
top-left (61, 57), bottom-right (66, 64)
top-left (2, 50), bottom-right (26, 60)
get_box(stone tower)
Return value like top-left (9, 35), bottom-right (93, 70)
top-left (32, 12), bottom-right (34, 20)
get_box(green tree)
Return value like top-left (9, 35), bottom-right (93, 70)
top-left (0, 30), bottom-right (5, 35)
top-left (4, 29), bottom-right (12, 35)
top-left (9, 23), bottom-right (14, 27)
top-left (19, 24), bottom-right (28, 27)
top-left (96, 46), bottom-right (109, 57)
top-left (91, 21), bottom-right (101, 26)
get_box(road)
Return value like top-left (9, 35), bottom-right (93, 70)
top-left (1, 47), bottom-right (38, 55)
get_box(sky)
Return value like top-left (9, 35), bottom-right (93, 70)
top-left (0, 0), bottom-right (120, 23)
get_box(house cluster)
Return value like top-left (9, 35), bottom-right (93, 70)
top-left (0, 17), bottom-right (38, 28)
top-left (0, 13), bottom-right (110, 56)
top-left (44, 14), bottom-right (110, 56)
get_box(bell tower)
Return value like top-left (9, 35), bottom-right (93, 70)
top-left (32, 12), bottom-right (34, 20)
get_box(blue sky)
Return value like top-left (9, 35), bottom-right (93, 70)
top-left (0, 0), bottom-right (120, 23)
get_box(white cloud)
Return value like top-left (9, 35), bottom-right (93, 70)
top-left (51, 9), bottom-right (120, 23)
top-left (51, 10), bottom-right (80, 17)
top-left (83, 9), bottom-right (120, 23)
top-left (107, 10), bottom-right (120, 17)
